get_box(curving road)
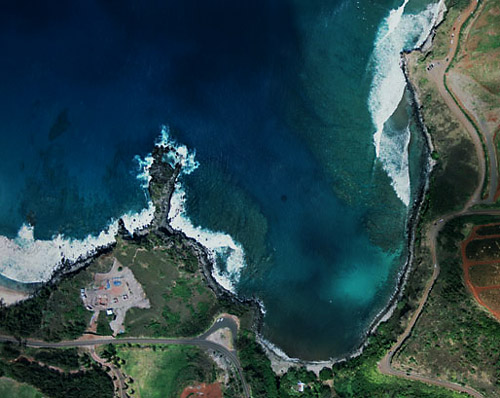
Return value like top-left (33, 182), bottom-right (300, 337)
top-left (0, 315), bottom-right (251, 398)
top-left (378, 1), bottom-right (494, 397)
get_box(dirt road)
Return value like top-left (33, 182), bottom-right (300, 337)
top-left (378, 1), bottom-right (491, 397)
top-left (427, 0), bottom-right (486, 203)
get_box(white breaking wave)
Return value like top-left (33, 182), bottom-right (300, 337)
top-left (0, 201), bottom-right (157, 284)
top-left (0, 133), bottom-right (158, 283)
top-left (0, 125), bottom-right (247, 293)
top-left (160, 127), bottom-right (246, 293)
top-left (369, 0), bottom-right (443, 206)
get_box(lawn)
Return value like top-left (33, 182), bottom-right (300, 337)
top-left (0, 377), bottom-right (44, 398)
top-left (115, 345), bottom-right (216, 398)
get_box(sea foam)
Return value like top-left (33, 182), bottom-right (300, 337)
top-left (0, 126), bottom-right (246, 293)
top-left (0, 132), bottom-right (158, 283)
top-left (369, 0), bottom-right (443, 206)
top-left (159, 127), bottom-right (246, 293)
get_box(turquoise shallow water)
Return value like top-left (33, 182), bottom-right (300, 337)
top-left (0, 0), bottom-right (435, 359)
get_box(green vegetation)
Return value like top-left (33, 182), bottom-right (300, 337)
top-left (0, 343), bottom-right (113, 398)
top-left (0, 255), bottom-right (115, 341)
top-left (469, 263), bottom-right (500, 286)
top-left (29, 348), bottom-right (81, 372)
top-left (0, 377), bottom-right (44, 398)
top-left (430, 6), bottom-right (462, 59)
top-left (408, 20), bottom-right (480, 218)
top-left (0, 358), bottom-right (113, 398)
top-left (96, 313), bottom-right (113, 336)
top-left (237, 331), bottom-right (279, 397)
top-left (476, 223), bottom-right (500, 236)
top-left (331, 300), bottom-right (465, 398)
top-left (396, 215), bottom-right (500, 397)
top-left (236, 323), bottom-right (463, 398)
top-left (113, 345), bottom-right (216, 398)
top-left (113, 235), bottom-right (222, 338)
top-left (466, 236), bottom-right (500, 260)
top-left (278, 367), bottom-right (331, 398)
top-left (461, 0), bottom-right (500, 93)
top-left (446, 0), bottom-right (474, 12)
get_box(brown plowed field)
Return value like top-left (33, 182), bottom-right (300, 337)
top-left (462, 223), bottom-right (500, 320)
top-left (180, 382), bottom-right (222, 398)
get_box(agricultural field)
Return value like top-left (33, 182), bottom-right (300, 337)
top-left (465, 236), bottom-right (500, 261)
top-left (394, 215), bottom-right (500, 397)
top-left (478, 289), bottom-right (500, 313)
top-left (469, 263), bottom-right (500, 286)
top-left (476, 223), bottom-right (500, 235)
top-left (113, 345), bottom-right (218, 398)
top-left (0, 377), bottom-right (44, 398)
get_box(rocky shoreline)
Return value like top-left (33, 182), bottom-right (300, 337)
top-left (3, 0), bottom-right (448, 371)
top-left (258, 2), bottom-right (448, 373)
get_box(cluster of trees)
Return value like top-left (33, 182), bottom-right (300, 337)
top-left (237, 331), bottom-right (334, 398)
top-left (0, 272), bottom-right (91, 342)
top-left (32, 348), bottom-right (80, 370)
top-left (0, 355), bottom-right (113, 398)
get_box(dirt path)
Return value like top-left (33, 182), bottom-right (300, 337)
top-left (447, 73), bottom-right (499, 202)
top-left (0, 315), bottom-right (250, 398)
top-left (88, 346), bottom-right (127, 398)
top-left (427, 0), bottom-right (486, 202)
top-left (378, 211), bottom-right (484, 397)
top-left (378, 1), bottom-right (490, 397)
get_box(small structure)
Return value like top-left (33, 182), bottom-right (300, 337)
top-left (297, 381), bottom-right (305, 393)
top-left (81, 258), bottom-right (150, 336)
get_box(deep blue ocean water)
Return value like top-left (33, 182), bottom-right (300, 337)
top-left (0, 0), bottom-right (435, 359)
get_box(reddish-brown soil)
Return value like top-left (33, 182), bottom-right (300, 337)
top-left (180, 382), bottom-right (223, 398)
top-left (461, 223), bottom-right (500, 320)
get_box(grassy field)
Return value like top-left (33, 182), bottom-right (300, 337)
top-left (394, 215), bottom-right (500, 397)
top-left (408, 51), bottom-right (479, 218)
top-left (458, 0), bottom-right (500, 93)
top-left (406, 2), bottom-right (481, 218)
top-left (112, 235), bottom-right (221, 338)
top-left (114, 345), bottom-right (217, 398)
top-left (0, 377), bottom-right (44, 398)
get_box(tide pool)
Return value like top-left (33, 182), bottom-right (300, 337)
top-left (0, 0), bottom-right (438, 359)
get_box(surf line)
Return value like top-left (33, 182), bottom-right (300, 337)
top-left (369, 0), bottom-right (444, 206)
top-left (0, 126), bottom-right (246, 293)
top-left (159, 126), bottom-right (247, 294)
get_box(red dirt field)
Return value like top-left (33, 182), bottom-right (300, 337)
top-left (461, 223), bottom-right (500, 320)
top-left (180, 382), bottom-right (223, 398)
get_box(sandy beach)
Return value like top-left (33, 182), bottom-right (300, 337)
top-left (0, 285), bottom-right (29, 306)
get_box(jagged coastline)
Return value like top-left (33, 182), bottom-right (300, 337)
top-left (2, 0), bottom-right (449, 373)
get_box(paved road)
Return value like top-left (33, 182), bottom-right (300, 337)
top-left (378, 2), bottom-right (490, 397)
top-left (0, 315), bottom-right (251, 398)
